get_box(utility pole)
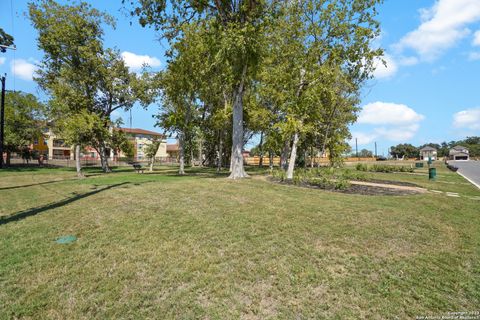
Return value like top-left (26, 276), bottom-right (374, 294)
top-left (0, 43), bottom-right (15, 168)
top-left (374, 141), bottom-right (377, 158)
top-left (129, 109), bottom-right (132, 129)
top-left (355, 138), bottom-right (358, 158)
top-left (0, 75), bottom-right (6, 169)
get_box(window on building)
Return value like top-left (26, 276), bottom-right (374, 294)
top-left (53, 139), bottom-right (66, 147)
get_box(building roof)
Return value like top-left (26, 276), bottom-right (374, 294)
top-left (451, 145), bottom-right (468, 151)
top-left (420, 146), bottom-right (437, 151)
top-left (118, 128), bottom-right (165, 137)
top-left (166, 143), bottom-right (179, 152)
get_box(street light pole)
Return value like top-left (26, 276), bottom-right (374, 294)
top-left (355, 138), bottom-right (358, 159)
top-left (0, 75), bottom-right (5, 168)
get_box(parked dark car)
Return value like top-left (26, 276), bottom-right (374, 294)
top-left (446, 164), bottom-right (458, 172)
top-left (376, 156), bottom-right (387, 161)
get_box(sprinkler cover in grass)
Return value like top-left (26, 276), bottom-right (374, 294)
top-left (55, 235), bottom-right (77, 244)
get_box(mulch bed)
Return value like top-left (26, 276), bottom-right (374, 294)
top-left (269, 177), bottom-right (423, 196)
top-left (340, 184), bottom-right (421, 196)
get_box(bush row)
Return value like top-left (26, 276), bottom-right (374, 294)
top-left (271, 168), bottom-right (366, 190)
top-left (355, 163), bottom-right (414, 173)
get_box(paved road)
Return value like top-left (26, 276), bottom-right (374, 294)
top-left (449, 160), bottom-right (480, 189)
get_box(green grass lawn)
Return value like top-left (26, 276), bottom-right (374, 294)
top-left (344, 161), bottom-right (479, 197)
top-left (1, 165), bottom-right (479, 319)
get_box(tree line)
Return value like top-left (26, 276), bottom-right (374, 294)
top-left (389, 138), bottom-right (480, 159)
top-left (3, 0), bottom-right (385, 178)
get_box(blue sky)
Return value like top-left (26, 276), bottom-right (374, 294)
top-left (1, 0), bottom-right (480, 154)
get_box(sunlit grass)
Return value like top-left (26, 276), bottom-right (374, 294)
top-left (0, 165), bottom-right (479, 318)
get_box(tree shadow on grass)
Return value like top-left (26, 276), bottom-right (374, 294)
top-left (0, 178), bottom-right (79, 191)
top-left (146, 170), bottom-right (230, 179)
top-left (0, 182), bottom-right (130, 226)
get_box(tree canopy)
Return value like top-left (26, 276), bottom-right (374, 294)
top-left (29, 0), bottom-right (157, 173)
top-left (125, 0), bottom-right (384, 178)
top-left (3, 91), bottom-right (45, 164)
top-left (0, 28), bottom-right (14, 52)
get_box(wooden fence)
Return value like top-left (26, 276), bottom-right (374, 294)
top-left (243, 156), bottom-right (381, 166)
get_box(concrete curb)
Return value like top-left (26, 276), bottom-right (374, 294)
top-left (456, 171), bottom-right (480, 190)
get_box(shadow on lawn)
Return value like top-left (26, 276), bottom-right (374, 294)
top-left (0, 182), bottom-right (129, 226)
top-left (148, 170), bottom-right (230, 179)
top-left (0, 178), bottom-right (79, 191)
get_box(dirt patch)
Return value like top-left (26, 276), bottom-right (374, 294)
top-left (361, 179), bottom-right (419, 187)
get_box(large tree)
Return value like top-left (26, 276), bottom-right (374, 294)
top-left (29, 0), bottom-right (156, 173)
top-left (390, 143), bottom-right (419, 159)
top-left (258, 1), bottom-right (382, 179)
top-left (125, 0), bottom-right (279, 179)
top-left (3, 91), bottom-right (45, 166)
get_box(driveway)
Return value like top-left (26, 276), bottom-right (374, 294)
top-left (449, 160), bottom-right (480, 189)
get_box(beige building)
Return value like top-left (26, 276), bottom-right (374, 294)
top-left (117, 128), bottom-right (168, 160)
top-left (37, 127), bottom-right (167, 161)
top-left (41, 130), bottom-right (75, 160)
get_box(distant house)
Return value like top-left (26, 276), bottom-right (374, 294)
top-left (166, 143), bottom-right (179, 159)
top-left (449, 145), bottom-right (469, 161)
top-left (419, 146), bottom-right (437, 161)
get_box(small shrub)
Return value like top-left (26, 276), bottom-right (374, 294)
top-left (356, 163), bottom-right (368, 171)
top-left (342, 169), bottom-right (366, 181)
top-left (270, 167), bottom-right (351, 190)
top-left (334, 177), bottom-right (350, 190)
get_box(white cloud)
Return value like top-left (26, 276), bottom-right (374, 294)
top-left (453, 107), bottom-right (480, 130)
top-left (396, 0), bottom-right (480, 60)
top-left (350, 132), bottom-right (377, 145)
top-left (468, 51), bottom-right (480, 60)
top-left (398, 56), bottom-right (419, 66)
top-left (358, 102), bottom-right (425, 125)
top-left (374, 124), bottom-right (420, 142)
top-left (10, 59), bottom-right (37, 81)
top-left (373, 54), bottom-right (398, 79)
top-left (352, 102), bottom-right (425, 145)
top-left (0, 57), bottom-right (5, 66)
top-left (473, 30), bottom-right (480, 46)
top-left (121, 51), bottom-right (161, 71)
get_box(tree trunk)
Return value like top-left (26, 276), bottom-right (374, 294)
top-left (198, 137), bottom-right (203, 167)
top-left (286, 132), bottom-right (299, 180)
top-left (149, 158), bottom-right (154, 172)
top-left (178, 132), bottom-right (185, 175)
top-left (258, 131), bottom-right (264, 167)
top-left (280, 139), bottom-right (290, 170)
top-left (310, 146), bottom-right (314, 168)
top-left (286, 69), bottom-right (306, 178)
top-left (99, 144), bottom-right (111, 173)
top-left (217, 131), bottom-right (223, 172)
top-left (229, 65), bottom-right (248, 179)
top-left (75, 145), bottom-right (84, 178)
top-left (6, 151), bottom-right (10, 166)
top-left (269, 150), bottom-right (274, 170)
